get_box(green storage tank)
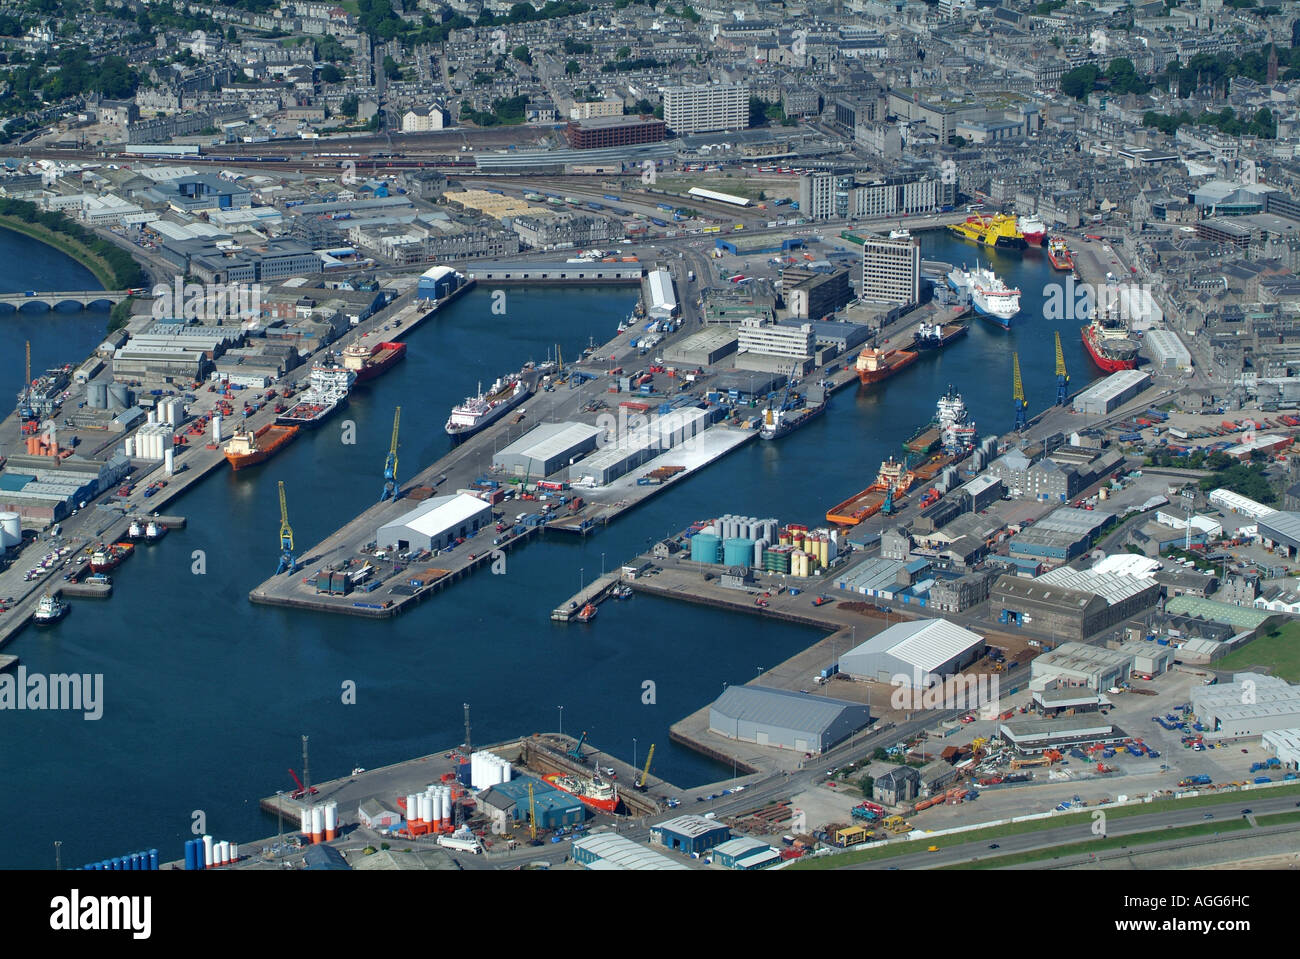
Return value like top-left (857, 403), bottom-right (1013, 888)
top-left (691, 533), bottom-right (722, 563)
top-left (723, 537), bottom-right (754, 567)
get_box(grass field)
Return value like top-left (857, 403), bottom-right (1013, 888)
top-left (1215, 621), bottom-right (1300, 682)
top-left (786, 783), bottom-right (1300, 870)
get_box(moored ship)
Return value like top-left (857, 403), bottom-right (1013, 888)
top-left (936, 386), bottom-right (977, 453)
top-left (948, 213), bottom-right (1027, 250)
top-left (89, 542), bottom-right (134, 573)
top-left (856, 345), bottom-right (918, 385)
top-left (760, 399), bottom-right (826, 440)
top-left (33, 593), bottom-right (69, 624)
top-left (911, 319), bottom-right (969, 352)
top-left (340, 340), bottom-right (407, 384)
top-left (543, 772), bottom-right (620, 813)
top-left (445, 371), bottom-right (533, 438)
top-left (224, 423), bottom-right (300, 470)
top-left (1047, 237), bottom-right (1074, 271)
top-left (127, 519), bottom-right (170, 542)
top-left (1018, 214), bottom-right (1047, 247)
top-left (826, 457), bottom-right (915, 527)
top-left (1081, 308), bottom-right (1140, 373)
top-left (967, 265), bottom-right (1021, 328)
top-left (276, 362), bottom-right (355, 429)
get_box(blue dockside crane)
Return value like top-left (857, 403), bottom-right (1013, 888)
top-left (381, 406), bottom-right (401, 502)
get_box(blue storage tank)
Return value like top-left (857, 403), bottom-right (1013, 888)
top-left (691, 533), bottom-right (722, 563)
top-left (723, 537), bottom-right (754, 567)
top-left (149, 849), bottom-right (159, 870)
top-left (184, 841), bottom-right (198, 870)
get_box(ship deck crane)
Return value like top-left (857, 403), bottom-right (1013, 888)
top-left (276, 480), bottom-right (296, 574)
top-left (636, 743), bottom-right (656, 791)
top-left (1054, 332), bottom-right (1069, 407)
top-left (1012, 352), bottom-right (1027, 432)
top-left (567, 731), bottom-right (588, 760)
top-left (380, 405), bottom-right (401, 502)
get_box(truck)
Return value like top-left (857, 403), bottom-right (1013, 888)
top-left (436, 833), bottom-right (483, 854)
top-left (687, 270), bottom-right (695, 282)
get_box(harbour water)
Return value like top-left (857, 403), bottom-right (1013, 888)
top-left (0, 232), bottom-right (1104, 868)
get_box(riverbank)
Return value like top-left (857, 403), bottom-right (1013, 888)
top-left (0, 215), bottom-right (117, 289)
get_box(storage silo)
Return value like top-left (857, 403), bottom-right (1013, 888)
top-left (147, 409), bottom-right (156, 425)
top-left (230, 844), bottom-right (239, 865)
top-left (723, 537), bottom-right (753, 567)
top-left (89, 382), bottom-right (108, 409)
top-left (406, 793), bottom-right (419, 823)
top-left (311, 804), bottom-right (325, 843)
top-left (107, 385), bottom-right (129, 410)
top-left (431, 790), bottom-right (443, 829)
top-left (216, 841), bottom-right (229, 866)
top-left (752, 539), bottom-right (768, 568)
top-left (300, 807), bottom-right (311, 835)
top-left (691, 533), bottom-right (721, 563)
top-left (500, 759), bottom-right (512, 783)
top-left (324, 801), bottom-right (337, 841)
top-left (164, 447), bottom-right (175, 475)
top-left (202, 835), bottom-right (214, 867)
top-left (212, 414), bottom-right (222, 444)
top-left (420, 793), bottom-right (433, 826)
top-left (0, 512), bottom-right (20, 549)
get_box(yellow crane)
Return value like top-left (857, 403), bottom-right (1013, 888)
top-left (1012, 352), bottom-right (1027, 431)
top-left (380, 406), bottom-right (401, 502)
top-left (636, 743), bottom-right (656, 791)
top-left (276, 480), bottom-right (295, 574)
top-left (1054, 331), bottom-right (1069, 406)
top-left (527, 780), bottom-right (537, 840)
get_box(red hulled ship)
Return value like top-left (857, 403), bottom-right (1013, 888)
top-left (1081, 307), bottom-right (1140, 372)
top-left (1047, 237), bottom-right (1074, 271)
top-left (543, 772), bottom-right (620, 813)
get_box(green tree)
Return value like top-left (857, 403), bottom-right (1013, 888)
top-left (1061, 64), bottom-right (1101, 100)
top-left (860, 776), bottom-right (874, 800)
top-left (320, 63), bottom-right (342, 83)
top-left (565, 59), bottom-right (580, 75)
top-left (616, 46), bottom-right (630, 59)
top-left (512, 44), bottom-right (532, 65)
top-left (227, 26), bottom-right (238, 42)
top-left (340, 94), bottom-right (358, 118)
top-left (382, 54), bottom-right (401, 80)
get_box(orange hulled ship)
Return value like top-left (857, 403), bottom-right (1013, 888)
top-left (1047, 237), bottom-right (1074, 271)
top-left (340, 340), bottom-right (407, 384)
top-left (826, 457), bottom-right (915, 527)
top-left (543, 772), bottom-right (620, 813)
top-left (856, 345), bottom-right (919, 385)
top-left (223, 423), bottom-right (300, 470)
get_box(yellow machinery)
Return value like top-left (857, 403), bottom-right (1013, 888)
top-left (1010, 755), bottom-right (1049, 769)
top-left (527, 781), bottom-right (537, 841)
top-left (636, 743), bottom-right (656, 791)
top-left (883, 815), bottom-right (909, 834)
top-left (275, 480), bottom-right (295, 574)
top-left (1012, 352), bottom-right (1027, 431)
top-left (1054, 330), bottom-right (1069, 406)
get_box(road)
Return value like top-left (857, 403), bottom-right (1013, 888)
top-left (843, 789), bottom-right (1300, 870)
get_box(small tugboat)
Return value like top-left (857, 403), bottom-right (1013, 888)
top-left (33, 593), bottom-right (69, 624)
top-left (576, 602), bottom-right (598, 622)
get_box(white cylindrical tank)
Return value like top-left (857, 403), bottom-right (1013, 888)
top-left (324, 801), bottom-right (337, 841)
top-left (422, 793), bottom-right (434, 825)
top-left (300, 807), bottom-right (311, 835)
top-left (202, 835), bottom-right (213, 867)
top-left (147, 410), bottom-right (156, 425)
top-left (311, 804), bottom-right (325, 842)
top-left (432, 791), bottom-right (443, 828)
top-left (212, 414), bottom-right (222, 443)
top-left (500, 759), bottom-right (511, 783)
top-left (230, 843), bottom-right (239, 864)
top-left (216, 840), bottom-right (229, 866)
top-left (406, 793), bottom-right (419, 823)
top-left (124, 436), bottom-right (135, 457)
top-left (164, 447), bottom-right (175, 475)
top-left (0, 512), bottom-right (20, 549)
top-left (470, 752), bottom-right (480, 788)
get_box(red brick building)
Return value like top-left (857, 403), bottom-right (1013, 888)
top-left (565, 115), bottom-right (667, 149)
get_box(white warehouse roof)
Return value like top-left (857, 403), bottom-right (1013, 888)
top-left (842, 618), bottom-right (984, 674)
top-left (572, 833), bottom-right (689, 870)
top-left (381, 493), bottom-right (489, 538)
top-left (647, 268), bottom-right (677, 313)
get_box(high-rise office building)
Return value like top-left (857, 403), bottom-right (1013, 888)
top-left (861, 233), bottom-right (920, 306)
top-left (662, 83), bottom-right (750, 135)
